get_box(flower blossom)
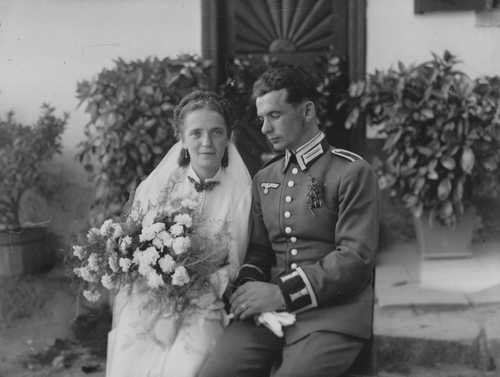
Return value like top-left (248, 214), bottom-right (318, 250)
top-left (119, 258), bottom-right (132, 272)
top-left (72, 245), bottom-right (85, 260)
top-left (174, 213), bottom-right (192, 228)
top-left (142, 246), bottom-right (160, 264)
top-left (74, 267), bottom-right (97, 283)
top-left (101, 274), bottom-right (114, 290)
top-left (171, 266), bottom-right (190, 286)
top-left (139, 223), bottom-right (166, 243)
top-left (158, 254), bottom-right (175, 273)
top-left (169, 224), bottom-right (184, 237)
top-left (86, 228), bottom-right (101, 243)
top-left (172, 236), bottom-right (191, 255)
top-left (112, 223), bottom-right (124, 239)
top-left (138, 264), bottom-right (154, 277)
top-left (152, 230), bottom-right (173, 250)
top-left (158, 231), bottom-right (173, 246)
top-left (100, 219), bottom-right (114, 236)
top-left (146, 271), bottom-right (164, 289)
top-left (134, 247), bottom-right (159, 276)
top-left (73, 267), bottom-right (82, 278)
top-left (83, 289), bottom-right (101, 302)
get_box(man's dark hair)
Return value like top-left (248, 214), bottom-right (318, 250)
top-left (252, 64), bottom-right (318, 105)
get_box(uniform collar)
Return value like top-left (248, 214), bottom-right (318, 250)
top-left (283, 132), bottom-right (327, 172)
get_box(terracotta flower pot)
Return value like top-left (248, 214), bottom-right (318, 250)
top-left (413, 207), bottom-right (477, 259)
top-left (0, 226), bottom-right (54, 276)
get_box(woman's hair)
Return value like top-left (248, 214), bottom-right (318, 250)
top-left (252, 64), bottom-right (318, 106)
top-left (173, 90), bottom-right (233, 138)
top-left (173, 90), bottom-right (232, 168)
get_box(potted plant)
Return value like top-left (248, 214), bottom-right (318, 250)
top-left (346, 51), bottom-right (500, 258)
top-left (0, 104), bottom-right (67, 275)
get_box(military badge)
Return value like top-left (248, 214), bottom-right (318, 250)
top-left (306, 177), bottom-right (324, 210)
top-left (261, 182), bottom-right (280, 194)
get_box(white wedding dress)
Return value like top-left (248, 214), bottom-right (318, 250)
top-left (106, 142), bottom-right (252, 377)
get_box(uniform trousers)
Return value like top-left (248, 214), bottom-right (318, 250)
top-left (199, 319), bottom-right (364, 377)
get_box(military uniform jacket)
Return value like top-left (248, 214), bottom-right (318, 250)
top-left (237, 133), bottom-right (380, 344)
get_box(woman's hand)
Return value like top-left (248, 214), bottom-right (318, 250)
top-left (229, 282), bottom-right (286, 320)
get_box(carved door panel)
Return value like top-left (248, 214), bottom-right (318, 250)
top-left (202, 0), bottom-right (366, 174)
top-left (227, 0), bottom-right (348, 68)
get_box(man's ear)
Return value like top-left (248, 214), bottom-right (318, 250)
top-left (303, 101), bottom-right (316, 121)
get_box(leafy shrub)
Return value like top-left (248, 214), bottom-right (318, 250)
top-left (76, 55), bottom-right (211, 224)
top-left (0, 104), bottom-right (67, 229)
top-left (346, 51), bottom-right (500, 226)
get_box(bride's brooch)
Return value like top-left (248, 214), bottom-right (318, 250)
top-left (306, 177), bottom-right (324, 210)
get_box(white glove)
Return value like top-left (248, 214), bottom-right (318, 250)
top-left (255, 311), bottom-right (296, 337)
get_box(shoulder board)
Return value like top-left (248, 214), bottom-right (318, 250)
top-left (331, 148), bottom-right (363, 162)
top-left (261, 152), bottom-right (285, 168)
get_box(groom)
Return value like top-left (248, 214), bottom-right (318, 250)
top-left (200, 64), bottom-right (380, 377)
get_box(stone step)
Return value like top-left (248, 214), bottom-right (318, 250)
top-left (376, 334), bottom-right (498, 372)
top-left (374, 305), bottom-right (500, 373)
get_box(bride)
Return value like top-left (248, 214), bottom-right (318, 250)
top-left (106, 91), bottom-right (252, 377)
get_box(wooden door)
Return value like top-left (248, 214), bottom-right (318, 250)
top-left (202, 0), bottom-right (366, 174)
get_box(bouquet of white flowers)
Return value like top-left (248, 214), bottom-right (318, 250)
top-left (72, 195), bottom-right (229, 313)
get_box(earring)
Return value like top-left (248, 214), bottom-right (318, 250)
top-left (178, 148), bottom-right (190, 166)
top-left (221, 147), bottom-right (229, 168)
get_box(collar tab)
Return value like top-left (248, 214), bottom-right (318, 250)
top-left (283, 132), bottom-right (327, 172)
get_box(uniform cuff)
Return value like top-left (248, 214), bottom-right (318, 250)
top-left (277, 267), bottom-right (318, 313)
top-left (235, 264), bottom-right (266, 286)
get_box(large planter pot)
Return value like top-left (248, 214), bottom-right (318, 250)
top-left (413, 207), bottom-right (477, 259)
top-left (0, 226), bottom-right (54, 276)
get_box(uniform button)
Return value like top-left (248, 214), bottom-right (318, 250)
top-left (285, 226), bottom-right (292, 234)
top-left (285, 196), bottom-right (292, 203)
top-left (290, 236), bottom-right (297, 243)
top-left (291, 167), bottom-right (298, 175)
top-left (290, 263), bottom-right (298, 269)
top-left (284, 211), bottom-right (291, 218)
top-left (287, 180), bottom-right (295, 188)
top-left (290, 248), bottom-right (298, 256)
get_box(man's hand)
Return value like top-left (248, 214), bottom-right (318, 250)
top-left (230, 281), bottom-right (286, 320)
